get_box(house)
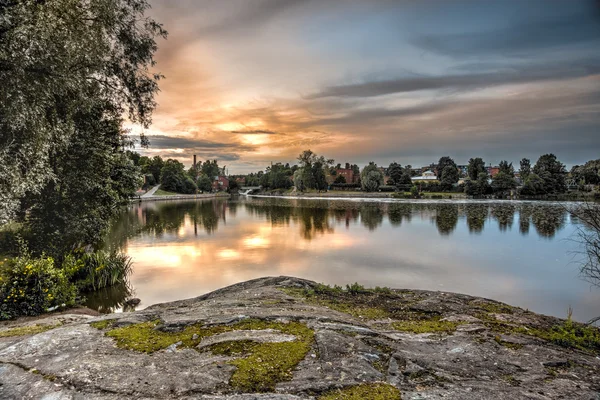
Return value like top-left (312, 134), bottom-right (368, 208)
top-left (212, 176), bottom-right (229, 191)
top-left (411, 170), bottom-right (438, 182)
top-left (487, 166), bottom-right (500, 177)
top-left (235, 177), bottom-right (246, 185)
top-left (335, 168), bottom-right (357, 183)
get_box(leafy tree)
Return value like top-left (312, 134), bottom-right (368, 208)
top-left (293, 169), bottom-right (306, 191)
top-left (160, 159), bottom-right (196, 194)
top-left (436, 157), bottom-right (457, 180)
top-left (197, 175), bottom-right (213, 192)
top-left (334, 175), bottom-right (347, 184)
top-left (142, 156), bottom-right (164, 183)
top-left (520, 173), bottom-right (545, 195)
top-left (312, 161), bottom-right (328, 191)
top-left (492, 160), bottom-right (517, 193)
top-left (27, 101), bottom-right (141, 257)
top-left (465, 172), bottom-right (491, 196)
top-left (361, 162), bottom-right (384, 192)
top-left (467, 158), bottom-right (486, 181)
top-left (0, 0), bottom-right (166, 225)
top-left (388, 162), bottom-right (403, 186)
top-left (201, 160), bottom-right (220, 179)
top-left (519, 158), bottom-right (531, 182)
top-left (532, 154), bottom-right (567, 193)
top-left (571, 159), bottom-right (600, 185)
top-left (440, 165), bottom-right (459, 190)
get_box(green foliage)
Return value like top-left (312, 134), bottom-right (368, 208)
top-left (334, 174), bottom-right (347, 184)
top-left (492, 171), bottom-right (517, 193)
top-left (410, 185), bottom-right (420, 197)
top-left (141, 156), bottom-right (165, 183)
top-left (570, 159), bottom-right (600, 185)
top-left (520, 173), bottom-right (545, 196)
top-left (160, 159), bottom-right (197, 194)
top-left (318, 383), bottom-right (401, 400)
top-left (312, 161), bottom-right (328, 191)
top-left (26, 102), bottom-right (141, 258)
top-left (63, 251), bottom-right (133, 292)
top-left (465, 172), bottom-right (491, 196)
top-left (361, 162), bottom-right (384, 192)
top-left (440, 165), bottom-right (459, 190)
top-left (467, 157), bottom-right (487, 181)
top-left (519, 158), bottom-right (531, 182)
top-left (0, 255), bottom-right (76, 320)
top-left (346, 282), bottom-right (366, 294)
top-left (436, 156), bottom-right (458, 181)
top-left (197, 174), bottom-right (213, 192)
top-left (547, 318), bottom-right (600, 353)
top-left (532, 154), bottom-right (567, 194)
top-left (0, 0), bottom-right (166, 225)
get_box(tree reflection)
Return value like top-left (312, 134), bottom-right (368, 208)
top-left (490, 204), bottom-right (516, 232)
top-left (360, 204), bottom-right (384, 231)
top-left (465, 204), bottom-right (488, 233)
top-left (434, 204), bottom-right (459, 236)
top-left (82, 282), bottom-right (133, 314)
top-left (388, 203), bottom-right (412, 226)
top-left (531, 207), bottom-right (565, 239)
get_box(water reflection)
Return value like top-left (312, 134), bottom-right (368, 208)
top-left (98, 198), bottom-right (599, 322)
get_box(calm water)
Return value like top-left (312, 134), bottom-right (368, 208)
top-left (95, 197), bottom-right (600, 322)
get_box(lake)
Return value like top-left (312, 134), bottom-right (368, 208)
top-left (94, 196), bottom-right (600, 322)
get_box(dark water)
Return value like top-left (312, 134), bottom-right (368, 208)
top-left (97, 196), bottom-right (599, 322)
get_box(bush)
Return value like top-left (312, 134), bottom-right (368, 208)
top-left (378, 185), bottom-right (396, 192)
top-left (63, 251), bottom-right (133, 292)
top-left (0, 255), bottom-right (76, 320)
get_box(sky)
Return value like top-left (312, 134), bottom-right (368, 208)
top-left (136, 0), bottom-right (600, 173)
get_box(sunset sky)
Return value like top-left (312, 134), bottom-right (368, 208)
top-left (138, 0), bottom-right (600, 173)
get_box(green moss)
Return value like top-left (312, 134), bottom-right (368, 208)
top-left (318, 383), bottom-right (401, 400)
top-left (392, 318), bottom-right (459, 334)
top-left (0, 323), bottom-right (61, 337)
top-left (228, 321), bottom-right (314, 392)
top-left (477, 301), bottom-right (515, 314)
top-left (204, 340), bottom-right (259, 356)
top-left (104, 318), bottom-right (315, 392)
top-left (90, 319), bottom-right (117, 330)
top-left (494, 335), bottom-right (523, 350)
top-left (502, 375), bottom-right (520, 387)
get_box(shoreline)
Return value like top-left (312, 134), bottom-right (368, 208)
top-left (131, 192), bottom-right (230, 203)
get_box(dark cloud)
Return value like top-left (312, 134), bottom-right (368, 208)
top-left (413, 2), bottom-right (600, 57)
top-left (144, 135), bottom-right (253, 151)
top-left (309, 60), bottom-right (600, 98)
top-left (231, 129), bottom-right (279, 135)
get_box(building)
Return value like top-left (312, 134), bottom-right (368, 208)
top-left (235, 177), bottom-right (246, 185)
top-left (334, 168), bottom-right (357, 183)
top-left (487, 166), bottom-right (500, 177)
top-left (212, 176), bottom-right (229, 191)
top-left (411, 170), bottom-right (438, 182)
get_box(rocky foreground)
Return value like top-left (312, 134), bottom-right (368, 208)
top-left (0, 276), bottom-right (599, 399)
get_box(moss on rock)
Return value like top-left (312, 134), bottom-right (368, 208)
top-left (0, 323), bottom-right (60, 337)
top-left (103, 318), bottom-right (315, 392)
top-left (392, 318), bottom-right (459, 334)
top-left (318, 383), bottom-right (401, 399)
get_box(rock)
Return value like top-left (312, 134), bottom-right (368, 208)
top-left (0, 276), bottom-right (598, 400)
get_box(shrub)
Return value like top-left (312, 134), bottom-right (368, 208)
top-left (0, 255), bottom-right (76, 320)
top-left (63, 251), bottom-right (133, 292)
top-left (378, 185), bottom-right (395, 192)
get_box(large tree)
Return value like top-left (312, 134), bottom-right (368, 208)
top-left (532, 154), bottom-right (567, 194)
top-left (519, 158), bottom-right (531, 182)
top-left (467, 158), bottom-right (487, 181)
top-left (0, 0), bottom-right (166, 225)
top-left (361, 162), bottom-right (384, 192)
top-left (436, 156), bottom-right (457, 180)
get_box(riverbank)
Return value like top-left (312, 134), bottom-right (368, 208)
top-left (1, 276), bottom-right (598, 399)
top-left (251, 190), bottom-right (465, 200)
top-left (132, 192), bottom-right (230, 203)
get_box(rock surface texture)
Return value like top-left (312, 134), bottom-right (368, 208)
top-left (0, 276), bottom-right (598, 399)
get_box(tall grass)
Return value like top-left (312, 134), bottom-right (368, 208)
top-left (64, 251), bottom-right (133, 292)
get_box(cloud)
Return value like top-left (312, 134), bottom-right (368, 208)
top-left (308, 60), bottom-right (600, 98)
top-left (231, 129), bottom-right (279, 135)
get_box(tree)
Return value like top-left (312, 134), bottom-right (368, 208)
top-left (388, 162), bottom-right (404, 186)
top-left (361, 162), bottom-right (384, 192)
top-left (201, 160), bottom-right (220, 179)
top-left (571, 159), bottom-right (600, 185)
top-left (467, 158), bottom-right (486, 181)
top-left (440, 165), bottom-right (459, 191)
top-left (492, 160), bottom-right (517, 193)
top-left (293, 170), bottom-right (306, 191)
top-left (532, 154), bottom-right (567, 194)
top-left (142, 156), bottom-right (164, 184)
top-left (520, 173), bottom-right (545, 195)
top-left (519, 158), bottom-right (531, 182)
top-left (312, 161), bottom-right (328, 191)
top-left (27, 101), bottom-right (141, 257)
top-left (197, 175), bottom-right (213, 192)
top-left (160, 159), bottom-right (196, 194)
top-left (436, 157), bottom-right (457, 180)
top-left (465, 172), bottom-right (491, 196)
top-left (334, 175), bottom-right (347, 184)
top-left (0, 0), bottom-right (166, 225)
